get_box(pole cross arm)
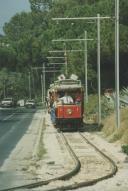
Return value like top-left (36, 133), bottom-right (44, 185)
top-left (31, 67), bottom-right (44, 70)
top-left (52, 38), bottom-right (93, 42)
top-left (52, 16), bottom-right (111, 21)
top-left (31, 67), bottom-right (60, 70)
top-left (47, 57), bottom-right (65, 59)
top-left (49, 50), bottom-right (86, 53)
top-left (49, 63), bottom-right (65, 65)
top-left (44, 70), bottom-right (61, 72)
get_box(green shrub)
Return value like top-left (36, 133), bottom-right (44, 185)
top-left (122, 145), bottom-right (128, 155)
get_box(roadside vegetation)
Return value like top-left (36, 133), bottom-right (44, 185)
top-left (102, 107), bottom-right (128, 155)
top-left (85, 94), bottom-right (114, 121)
top-left (102, 108), bottom-right (128, 143)
top-left (85, 94), bottom-right (98, 121)
top-left (86, 94), bottom-right (128, 155)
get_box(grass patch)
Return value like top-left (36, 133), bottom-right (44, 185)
top-left (122, 145), bottom-right (128, 155)
top-left (37, 143), bottom-right (46, 159)
top-left (85, 94), bottom-right (98, 116)
top-left (102, 108), bottom-right (128, 144)
top-left (102, 113), bottom-right (116, 136)
top-left (37, 118), bottom-right (46, 159)
top-left (84, 94), bottom-right (99, 122)
top-left (121, 129), bottom-right (128, 144)
top-left (85, 94), bottom-right (114, 123)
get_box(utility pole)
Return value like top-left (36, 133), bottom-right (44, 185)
top-left (43, 63), bottom-right (45, 104)
top-left (41, 63), bottom-right (45, 106)
top-left (28, 72), bottom-right (31, 99)
top-left (97, 13), bottom-right (101, 125)
top-left (115, 0), bottom-right (120, 128)
top-left (84, 31), bottom-right (88, 103)
top-left (32, 72), bottom-right (35, 99)
top-left (41, 74), bottom-right (43, 104)
top-left (64, 43), bottom-right (68, 76)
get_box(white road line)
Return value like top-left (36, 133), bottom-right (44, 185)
top-left (2, 113), bottom-right (15, 121)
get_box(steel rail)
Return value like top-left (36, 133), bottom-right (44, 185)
top-left (44, 131), bottom-right (118, 191)
top-left (80, 133), bottom-right (118, 176)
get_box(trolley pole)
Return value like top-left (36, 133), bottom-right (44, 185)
top-left (97, 13), bottom-right (101, 125)
top-left (115, 0), bottom-right (120, 128)
top-left (84, 31), bottom-right (88, 103)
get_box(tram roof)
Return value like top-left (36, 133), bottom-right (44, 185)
top-left (49, 79), bottom-right (83, 91)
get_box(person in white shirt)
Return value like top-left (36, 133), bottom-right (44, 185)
top-left (60, 92), bottom-right (74, 104)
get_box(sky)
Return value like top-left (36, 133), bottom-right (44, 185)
top-left (0, 0), bottom-right (30, 34)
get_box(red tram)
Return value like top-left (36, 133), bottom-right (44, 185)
top-left (48, 77), bottom-right (84, 130)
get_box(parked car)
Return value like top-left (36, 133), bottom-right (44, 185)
top-left (17, 99), bottom-right (25, 107)
top-left (1, 97), bottom-right (14, 108)
top-left (25, 99), bottom-right (36, 108)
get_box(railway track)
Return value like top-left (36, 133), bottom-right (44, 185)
top-left (1, 128), bottom-right (117, 191)
top-left (44, 132), bottom-right (117, 191)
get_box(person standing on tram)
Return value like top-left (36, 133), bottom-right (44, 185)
top-left (49, 93), bottom-right (60, 126)
top-left (75, 91), bottom-right (82, 104)
top-left (60, 92), bottom-right (73, 104)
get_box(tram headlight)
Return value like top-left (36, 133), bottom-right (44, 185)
top-left (67, 108), bottom-right (72, 115)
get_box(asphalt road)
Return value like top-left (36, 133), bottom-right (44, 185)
top-left (0, 107), bottom-right (36, 167)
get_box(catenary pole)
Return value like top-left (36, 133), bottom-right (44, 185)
top-left (43, 63), bottom-right (45, 104)
top-left (84, 31), bottom-right (88, 103)
top-left (97, 14), bottom-right (101, 125)
top-left (115, 0), bottom-right (120, 128)
top-left (41, 74), bottom-right (43, 104)
top-left (63, 43), bottom-right (68, 76)
top-left (28, 72), bottom-right (31, 99)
